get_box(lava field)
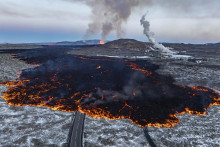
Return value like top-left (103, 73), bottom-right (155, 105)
top-left (0, 47), bottom-right (219, 127)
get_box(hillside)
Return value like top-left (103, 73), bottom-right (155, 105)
top-left (102, 39), bottom-right (150, 50)
top-left (68, 39), bottom-right (156, 58)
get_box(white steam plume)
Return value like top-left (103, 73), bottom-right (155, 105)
top-left (67, 0), bottom-right (219, 43)
top-left (140, 14), bottom-right (175, 54)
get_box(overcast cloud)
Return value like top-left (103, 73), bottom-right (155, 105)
top-left (0, 0), bottom-right (219, 43)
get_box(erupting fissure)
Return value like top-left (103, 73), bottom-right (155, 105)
top-left (0, 50), bottom-right (219, 128)
top-left (99, 40), bottom-right (105, 45)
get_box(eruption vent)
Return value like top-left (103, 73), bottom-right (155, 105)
top-left (140, 14), bottom-right (175, 54)
top-left (99, 40), bottom-right (105, 45)
top-left (77, 0), bottom-right (140, 42)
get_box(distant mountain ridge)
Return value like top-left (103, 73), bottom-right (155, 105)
top-left (2, 40), bottom-right (102, 46)
top-left (1, 40), bottom-right (220, 46)
top-left (55, 40), bottom-right (101, 46)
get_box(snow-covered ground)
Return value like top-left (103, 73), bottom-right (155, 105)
top-left (84, 117), bottom-right (148, 147)
top-left (170, 54), bottom-right (192, 60)
top-left (97, 55), bottom-right (150, 59)
top-left (156, 58), bottom-right (220, 92)
top-left (147, 105), bottom-right (220, 146)
top-left (83, 53), bottom-right (220, 146)
top-left (83, 106), bottom-right (219, 147)
top-left (144, 55), bottom-right (220, 146)
top-left (0, 54), bottom-right (73, 146)
top-left (1, 50), bottom-right (219, 146)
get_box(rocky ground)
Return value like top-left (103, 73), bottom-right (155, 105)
top-left (0, 40), bottom-right (219, 146)
top-left (69, 39), bottom-right (220, 147)
top-left (144, 42), bottom-right (220, 146)
top-left (0, 53), bottom-right (73, 146)
top-left (68, 39), bottom-right (153, 58)
top-left (153, 45), bottom-right (220, 91)
top-left (0, 44), bottom-right (43, 50)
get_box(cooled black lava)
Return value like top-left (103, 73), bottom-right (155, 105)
top-left (1, 47), bottom-right (219, 127)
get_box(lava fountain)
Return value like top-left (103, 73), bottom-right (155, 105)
top-left (99, 40), bottom-right (105, 45)
top-left (0, 48), bottom-right (219, 128)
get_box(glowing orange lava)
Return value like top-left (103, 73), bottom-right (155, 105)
top-left (99, 40), bottom-right (105, 45)
top-left (0, 55), bottom-right (220, 128)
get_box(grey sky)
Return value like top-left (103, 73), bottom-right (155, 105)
top-left (0, 0), bottom-right (219, 43)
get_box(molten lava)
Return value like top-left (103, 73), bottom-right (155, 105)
top-left (99, 40), bottom-right (105, 45)
top-left (0, 48), bottom-right (220, 128)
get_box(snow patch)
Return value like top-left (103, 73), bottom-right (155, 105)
top-left (0, 54), bottom-right (73, 146)
top-left (97, 55), bottom-right (150, 59)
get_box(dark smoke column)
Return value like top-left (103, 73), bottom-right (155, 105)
top-left (73, 0), bottom-right (140, 42)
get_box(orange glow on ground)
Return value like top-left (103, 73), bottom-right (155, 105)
top-left (0, 56), bottom-right (219, 128)
top-left (99, 40), bottom-right (105, 45)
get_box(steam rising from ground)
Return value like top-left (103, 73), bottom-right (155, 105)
top-left (140, 14), bottom-right (175, 54)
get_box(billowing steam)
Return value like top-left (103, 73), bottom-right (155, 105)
top-left (73, 0), bottom-right (141, 42)
top-left (67, 0), bottom-right (219, 44)
top-left (140, 14), bottom-right (175, 54)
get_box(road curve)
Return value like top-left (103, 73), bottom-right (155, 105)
top-left (68, 111), bottom-right (85, 147)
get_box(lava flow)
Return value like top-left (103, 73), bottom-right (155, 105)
top-left (0, 48), bottom-right (219, 128)
top-left (99, 40), bottom-right (105, 45)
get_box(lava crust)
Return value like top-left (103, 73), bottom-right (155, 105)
top-left (1, 48), bottom-right (219, 127)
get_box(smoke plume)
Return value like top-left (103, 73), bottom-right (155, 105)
top-left (74, 0), bottom-right (141, 42)
top-left (68, 0), bottom-right (218, 43)
top-left (140, 14), bottom-right (174, 53)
